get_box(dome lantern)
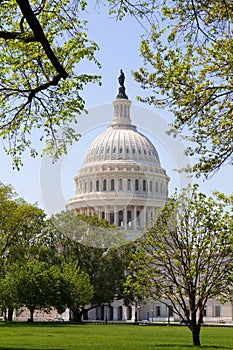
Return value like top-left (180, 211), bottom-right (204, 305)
top-left (113, 70), bottom-right (132, 126)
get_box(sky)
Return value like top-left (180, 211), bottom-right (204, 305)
top-left (0, 5), bottom-right (232, 215)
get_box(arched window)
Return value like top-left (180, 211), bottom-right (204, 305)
top-left (90, 181), bottom-right (93, 192)
top-left (156, 181), bottom-right (158, 192)
top-left (143, 180), bottom-right (146, 192)
top-left (117, 306), bottom-right (123, 321)
top-left (150, 180), bottom-right (153, 192)
top-left (96, 180), bottom-right (99, 192)
top-left (118, 179), bottom-right (123, 191)
top-left (111, 179), bottom-right (115, 191)
top-left (135, 179), bottom-right (139, 191)
top-left (127, 306), bottom-right (132, 320)
top-left (103, 179), bottom-right (107, 191)
top-left (127, 179), bottom-right (131, 190)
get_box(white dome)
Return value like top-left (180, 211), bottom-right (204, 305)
top-left (67, 74), bottom-right (169, 238)
top-left (83, 124), bottom-right (161, 167)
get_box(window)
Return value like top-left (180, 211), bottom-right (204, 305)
top-left (155, 306), bottom-right (160, 317)
top-left (215, 306), bottom-right (221, 317)
top-left (96, 180), bottom-right (99, 192)
top-left (111, 179), bottom-right (115, 191)
top-left (156, 182), bottom-right (158, 192)
top-left (90, 181), bottom-right (93, 192)
top-left (118, 210), bottom-right (123, 227)
top-left (103, 179), bottom-right (107, 191)
top-left (127, 210), bottom-right (132, 227)
top-left (143, 180), bottom-right (146, 192)
top-left (150, 180), bottom-right (153, 192)
top-left (119, 147), bottom-right (122, 153)
top-left (113, 147), bottom-right (116, 153)
top-left (127, 179), bottom-right (131, 190)
top-left (110, 212), bottom-right (114, 225)
top-left (135, 179), bottom-right (139, 191)
top-left (119, 179), bottom-right (123, 191)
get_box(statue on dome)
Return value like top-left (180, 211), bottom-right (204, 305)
top-left (117, 69), bottom-right (128, 99)
top-left (118, 69), bottom-right (125, 87)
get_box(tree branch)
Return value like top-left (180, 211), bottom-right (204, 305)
top-left (0, 31), bottom-right (36, 41)
top-left (16, 0), bottom-right (68, 79)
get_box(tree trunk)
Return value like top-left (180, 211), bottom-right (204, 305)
top-left (29, 307), bottom-right (35, 322)
top-left (7, 307), bottom-right (14, 321)
top-left (71, 308), bottom-right (83, 322)
top-left (192, 324), bottom-right (201, 346)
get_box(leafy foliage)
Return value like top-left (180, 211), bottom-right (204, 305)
top-left (134, 0), bottom-right (233, 176)
top-left (0, 0), bottom-right (100, 168)
top-left (49, 210), bottom-right (132, 313)
top-left (126, 185), bottom-right (233, 346)
top-left (0, 182), bottom-right (46, 267)
top-left (0, 1), bottom-right (159, 168)
top-left (62, 262), bottom-right (94, 321)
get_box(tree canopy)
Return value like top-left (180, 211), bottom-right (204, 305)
top-left (0, 1), bottom-right (157, 168)
top-left (134, 0), bottom-right (233, 177)
top-left (126, 185), bottom-right (233, 346)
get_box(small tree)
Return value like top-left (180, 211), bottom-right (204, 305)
top-left (5, 260), bottom-right (65, 322)
top-left (50, 210), bottom-right (131, 319)
top-left (62, 262), bottom-right (94, 322)
top-left (126, 185), bottom-right (233, 346)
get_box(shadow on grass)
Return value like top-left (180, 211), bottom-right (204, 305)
top-left (151, 346), bottom-right (232, 349)
top-left (0, 348), bottom-right (63, 350)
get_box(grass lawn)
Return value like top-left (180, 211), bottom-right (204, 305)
top-left (0, 323), bottom-right (232, 350)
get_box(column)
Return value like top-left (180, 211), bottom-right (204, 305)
top-left (142, 207), bottom-right (147, 228)
top-left (131, 305), bottom-right (136, 322)
top-left (122, 306), bottom-right (127, 321)
top-left (114, 207), bottom-right (118, 226)
top-left (132, 206), bottom-right (137, 230)
top-left (113, 306), bottom-right (118, 321)
top-left (105, 207), bottom-right (109, 223)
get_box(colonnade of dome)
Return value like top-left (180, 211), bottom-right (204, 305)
top-left (66, 74), bottom-right (169, 236)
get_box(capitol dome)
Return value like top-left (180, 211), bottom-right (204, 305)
top-left (66, 71), bottom-right (169, 237)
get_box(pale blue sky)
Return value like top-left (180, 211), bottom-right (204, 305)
top-left (0, 6), bottom-right (232, 215)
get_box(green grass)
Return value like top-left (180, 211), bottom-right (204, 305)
top-left (0, 323), bottom-right (232, 350)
